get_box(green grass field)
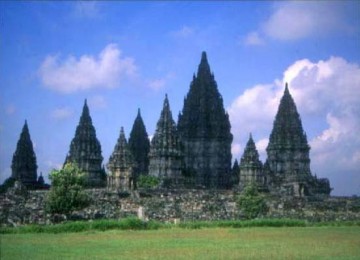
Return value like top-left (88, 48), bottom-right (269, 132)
top-left (1, 226), bottom-right (360, 259)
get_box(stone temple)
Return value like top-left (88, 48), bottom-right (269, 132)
top-left (239, 134), bottom-right (265, 190)
top-left (11, 121), bottom-right (39, 188)
top-left (148, 94), bottom-right (183, 187)
top-left (64, 100), bottom-right (106, 187)
top-left (262, 84), bottom-right (331, 196)
top-left (178, 52), bottom-right (233, 188)
top-left (6, 52), bottom-right (332, 197)
top-left (107, 127), bottom-right (135, 191)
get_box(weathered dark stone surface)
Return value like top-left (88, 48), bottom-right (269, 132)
top-left (107, 127), bottom-right (135, 191)
top-left (239, 134), bottom-right (265, 189)
top-left (129, 109), bottom-right (150, 177)
top-left (230, 159), bottom-right (240, 188)
top-left (1, 188), bottom-right (359, 227)
top-left (265, 84), bottom-right (331, 196)
top-left (149, 95), bottom-right (183, 187)
top-left (65, 100), bottom-right (105, 187)
top-left (178, 52), bottom-right (233, 188)
top-left (11, 121), bottom-right (38, 188)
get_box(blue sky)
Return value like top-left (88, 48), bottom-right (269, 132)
top-left (1, 1), bottom-right (359, 195)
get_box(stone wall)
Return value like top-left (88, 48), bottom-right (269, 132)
top-left (1, 187), bottom-right (359, 227)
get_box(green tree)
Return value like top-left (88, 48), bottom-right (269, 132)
top-left (238, 184), bottom-right (268, 219)
top-left (0, 177), bottom-right (16, 194)
top-left (138, 175), bottom-right (159, 189)
top-left (45, 163), bottom-right (90, 214)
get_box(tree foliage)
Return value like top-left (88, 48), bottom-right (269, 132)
top-left (45, 163), bottom-right (90, 214)
top-left (0, 177), bottom-right (16, 194)
top-left (138, 175), bottom-right (159, 189)
top-left (238, 184), bottom-right (268, 219)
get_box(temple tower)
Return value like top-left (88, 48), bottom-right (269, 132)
top-left (65, 100), bottom-right (105, 187)
top-left (128, 109), bottom-right (150, 178)
top-left (231, 159), bottom-right (240, 188)
top-left (265, 84), bottom-right (331, 196)
top-left (11, 120), bottom-right (38, 188)
top-left (149, 94), bottom-right (183, 187)
top-left (178, 52), bottom-right (233, 188)
top-left (107, 127), bottom-right (135, 191)
top-left (239, 134), bottom-right (264, 190)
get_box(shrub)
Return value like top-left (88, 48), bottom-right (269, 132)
top-left (138, 175), bottom-right (159, 189)
top-left (237, 184), bottom-right (268, 219)
top-left (45, 163), bottom-right (90, 215)
top-left (0, 177), bottom-right (16, 194)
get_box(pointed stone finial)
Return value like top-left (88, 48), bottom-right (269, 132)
top-left (198, 51), bottom-right (211, 76)
top-left (81, 99), bottom-right (90, 117)
top-left (164, 94), bottom-right (169, 108)
top-left (201, 51), bottom-right (207, 62)
top-left (249, 132), bottom-right (253, 141)
top-left (284, 83), bottom-right (290, 95)
top-left (137, 108), bottom-right (141, 117)
top-left (22, 120), bottom-right (29, 133)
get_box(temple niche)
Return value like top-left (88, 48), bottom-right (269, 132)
top-left (107, 127), bottom-right (135, 191)
top-left (178, 52), bottom-right (233, 188)
top-left (11, 121), bottom-right (38, 188)
top-left (264, 84), bottom-right (331, 196)
top-left (64, 100), bottom-right (106, 187)
top-left (238, 134), bottom-right (265, 190)
top-left (148, 94), bottom-right (183, 187)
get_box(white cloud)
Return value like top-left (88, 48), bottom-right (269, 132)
top-left (171, 26), bottom-right (195, 39)
top-left (231, 143), bottom-right (242, 157)
top-left (50, 107), bottom-right (73, 120)
top-left (45, 160), bottom-right (62, 170)
top-left (39, 44), bottom-right (137, 93)
top-left (262, 2), bottom-right (341, 41)
top-left (243, 31), bottom-right (264, 46)
top-left (255, 138), bottom-right (269, 161)
top-left (242, 2), bottom-right (353, 44)
top-left (148, 79), bottom-right (166, 91)
top-left (228, 56), bottom-right (360, 195)
top-left (147, 73), bottom-right (175, 91)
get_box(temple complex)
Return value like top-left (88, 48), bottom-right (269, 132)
top-left (128, 109), bottom-right (150, 178)
top-left (239, 134), bottom-right (265, 190)
top-left (264, 84), bottom-right (331, 196)
top-left (64, 100), bottom-right (106, 187)
top-left (4, 52), bottom-right (332, 197)
top-left (107, 127), bottom-right (135, 191)
top-left (178, 52), bottom-right (233, 188)
top-left (148, 95), bottom-right (183, 187)
top-left (11, 121), bottom-right (39, 188)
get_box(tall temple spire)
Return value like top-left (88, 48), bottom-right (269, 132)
top-left (107, 127), bottom-right (135, 190)
top-left (178, 52), bottom-right (233, 188)
top-left (197, 51), bottom-right (211, 77)
top-left (267, 84), bottom-right (308, 152)
top-left (149, 94), bottom-right (183, 186)
top-left (129, 109), bottom-right (150, 177)
top-left (65, 100), bottom-right (105, 187)
top-left (11, 120), bottom-right (38, 187)
top-left (265, 84), bottom-right (331, 196)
